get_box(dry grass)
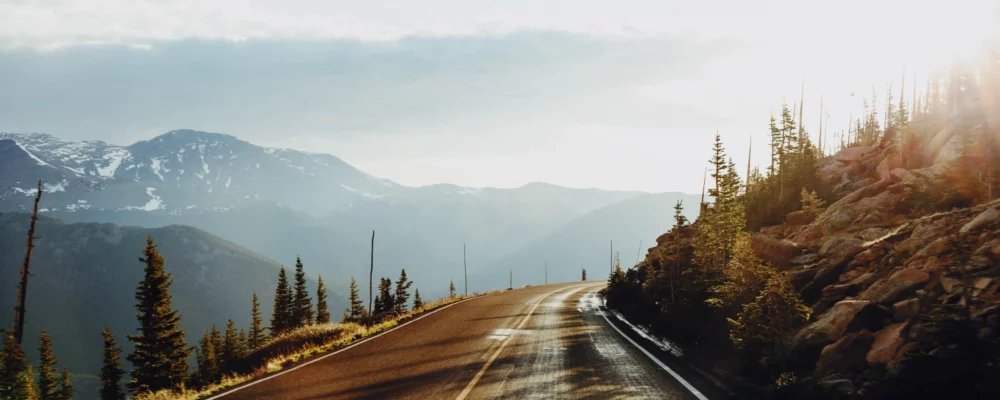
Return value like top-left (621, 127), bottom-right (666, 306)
top-left (134, 293), bottom-right (496, 400)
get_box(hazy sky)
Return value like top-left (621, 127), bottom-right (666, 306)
top-left (1, 0), bottom-right (995, 192)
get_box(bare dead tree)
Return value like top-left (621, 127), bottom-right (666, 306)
top-left (14, 180), bottom-right (42, 344)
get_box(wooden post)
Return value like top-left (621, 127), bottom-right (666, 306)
top-left (368, 230), bottom-right (374, 324)
top-left (14, 180), bottom-right (42, 345)
top-left (635, 240), bottom-right (643, 266)
top-left (463, 243), bottom-right (468, 296)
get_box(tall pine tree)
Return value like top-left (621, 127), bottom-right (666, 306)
top-left (292, 257), bottom-right (313, 328)
top-left (194, 331), bottom-right (218, 387)
top-left (209, 326), bottom-right (222, 376)
top-left (56, 368), bottom-right (72, 400)
top-left (316, 276), bottom-right (330, 324)
top-left (0, 332), bottom-right (37, 400)
top-left (271, 267), bottom-right (293, 337)
top-left (221, 319), bottom-right (239, 373)
top-left (127, 236), bottom-right (189, 395)
top-left (394, 269), bottom-right (413, 314)
top-left (347, 276), bottom-right (365, 320)
top-left (377, 277), bottom-right (394, 314)
top-left (248, 292), bottom-right (267, 350)
top-left (37, 330), bottom-right (59, 400)
top-left (100, 328), bottom-right (126, 400)
top-left (449, 280), bottom-right (456, 298)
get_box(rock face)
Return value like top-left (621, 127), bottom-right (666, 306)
top-left (750, 233), bottom-right (800, 269)
top-left (795, 300), bottom-right (873, 348)
top-left (814, 329), bottom-right (875, 377)
top-left (867, 322), bottom-right (909, 365)
top-left (960, 207), bottom-right (1000, 234)
top-left (860, 267), bottom-right (930, 304)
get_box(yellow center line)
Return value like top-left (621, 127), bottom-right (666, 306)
top-left (455, 283), bottom-right (599, 400)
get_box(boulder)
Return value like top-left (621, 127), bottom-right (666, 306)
top-left (859, 227), bottom-right (890, 242)
top-left (819, 236), bottom-right (865, 268)
top-left (890, 168), bottom-right (918, 185)
top-left (860, 267), bottom-right (930, 304)
top-left (750, 233), bottom-right (800, 269)
top-left (835, 145), bottom-right (877, 164)
top-left (789, 268), bottom-right (818, 290)
top-left (814, 329), bottom-right (875, 377)
top-left (790, 253), bottom-right (820, 265)
top-left (795, 300), bottom-right (873, 348)
top-left (867, 322), bottom-right (909, 365)
top-left (960, 207), bottom-right (1000, 234)
top-left (892, 298), bottom-right (920, 321)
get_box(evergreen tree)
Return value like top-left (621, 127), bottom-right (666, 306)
top-left (373, 296), bottom-right (383, 315)
top-left (582, 268), bottom-right (587, 281)
top-left (0, 332), bottom-right (37, 400)
top-left (194, 331), bottom-right (218, 387)
top-left (316, 276), bottom-right (330, 324)
top-left (99, 328), bottom-right (126, 400)
top-left (271, 267), bottom-right (293, 337)
top-left (348, 276), bottom-right (365, 319)
top-left (413, 289), bottom-right (423, 309)
top-left (393, 269), bottom-right (413, 314)
top-left (56, 368), bottom-right (72, 400)
top-left (209, 326), bottom-right (222, 375)
top-left (37, 330), bottom-right (59, 400)
top-left (221, 319), bottom-right (239, 373)
top-left (291, 257), bottom-right (313, 328)
top-left (449, 280), bottom-right (456, 298)
top-left (377, 277), bottom-right (394, 314)
top-left (126, 236), bottom-right (189, 395)
top-left (237, 329), bottom-right (247, 359)
top-left (248, 292), bottom-right (266, 350)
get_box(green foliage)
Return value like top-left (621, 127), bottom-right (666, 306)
top-left (316, 276), bottom-right (330, 324)
top-left (376, 277), bottom-right (394, 314)
top-left (126, 236), bottom-right (190, 395)
top-left (707, 233), bottom-right (772, 315)
top-left (100, 328), bottom-right (126, 400)
top-left (194, 331), bottom-right (218, 387)
top-left (728, 272), bottom-right (810, 353)
top-left (413, 289), bottom-right (423, 309)
top-left (393, 269), bottom-right (413, 314)
top-left (581, 268), bottom-right (587, 281)
top-left (345, 276), bottom-right (366, 322)
top-left (0, 332), bottom-right (38, 400)
top-left (37, 330), bottom-right (59, 400)
top-left (248, 292), bottom-right (267, 350)
top-left (292, 257), bottom-right (313, 328)
top-left (695, 136), bottom-right (745, 272)
top-left (221, 319), bottom-right (240, 373)
top-left (449, 280), bottom-right (456, 298)
top-left (55, 368), bottom-right (72, 400)
top-left (271, 267), bottom-right (294, 337)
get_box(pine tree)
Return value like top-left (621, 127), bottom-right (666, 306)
top-left (209, 325), bottom-right (222, 376)
top-left (0, 332), bottom-right (37, 400)
top-left (449, 280), bottom-right (456, 298)
top-left (37, 330), bottom-right (59, 400)
top-left (393, 269), bottom-right (413, 314)
top-left (292, 257), bottom-right (313, 328)
top-left (373, 296), bottom-right (383, 315)
top-left (316, 276), bottom-right (330, 324)
top-left (56, 368), bottom-right (72, 400)
top-left (248, 292), bottom-right (266, 350)
top-left (100, 328), bottom-right (126, 400)
top-left (582, 268), bottom-right (587, 281)
top-left (236, 329), bottom-right (247, 360)
top-left (126, 236), bottom-right (190, 395)
top-left (221, 319), bottom-right (239, 373)
top-left (194, 331), bottom-right (218, 387)
top-left (377, 277), bottom-right (394, 314)
top-left (348, 276), bottom-right (365, 319)
top-left (413, 289), bottom-right (423, 309)
top-left (271, 266), bottom-right (293, 337)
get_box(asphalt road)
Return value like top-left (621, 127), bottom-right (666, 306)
top-left (211, 282), bottom-right (721, 400)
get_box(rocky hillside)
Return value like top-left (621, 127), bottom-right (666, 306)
top-left (741, 143), bottom-right (999, 395)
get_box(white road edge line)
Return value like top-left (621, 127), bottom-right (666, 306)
top-left (594, 290), bottom-right (710, 400)
top-left (454, 283), bottom-right (599, 400)
top-left (207, 296), bottom-right (477, 399)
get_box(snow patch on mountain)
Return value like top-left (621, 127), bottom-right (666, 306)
top-left (13, 140), bottom-right (51, 167)
top-left (97, 148), bottom-right (129, 178)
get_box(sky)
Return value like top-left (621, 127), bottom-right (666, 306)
top-left (1, 0), bottom-right (997, 193)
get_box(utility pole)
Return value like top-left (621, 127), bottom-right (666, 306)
top-left (463, 243), bottom-right (468, 296)
top-left (14, 180), bottom-right (42, 345)
top-left (368, 230), bottom-right (374, 324)
top-left (635, 240), bottom-right (643, 266)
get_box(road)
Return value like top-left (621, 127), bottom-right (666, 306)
top-left (210, 282), bottom-right (723, 400)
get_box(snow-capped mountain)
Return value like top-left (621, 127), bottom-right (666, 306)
top-left (1, 130), bottom-right (642, 216)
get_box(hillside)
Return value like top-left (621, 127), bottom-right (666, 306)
top-left (0, 212), bottom-right (346, 399)
top-left (473, 192), bottom-right (701, 291)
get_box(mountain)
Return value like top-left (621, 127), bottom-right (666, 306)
top-left (0, 212), bottom-right (346, 399)
top-left (1, 130), bottom-right (649, 298)
top-left (471, 192), bottom-right (702, 292)
top-left (0, 131), bottom-right (641, 216)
